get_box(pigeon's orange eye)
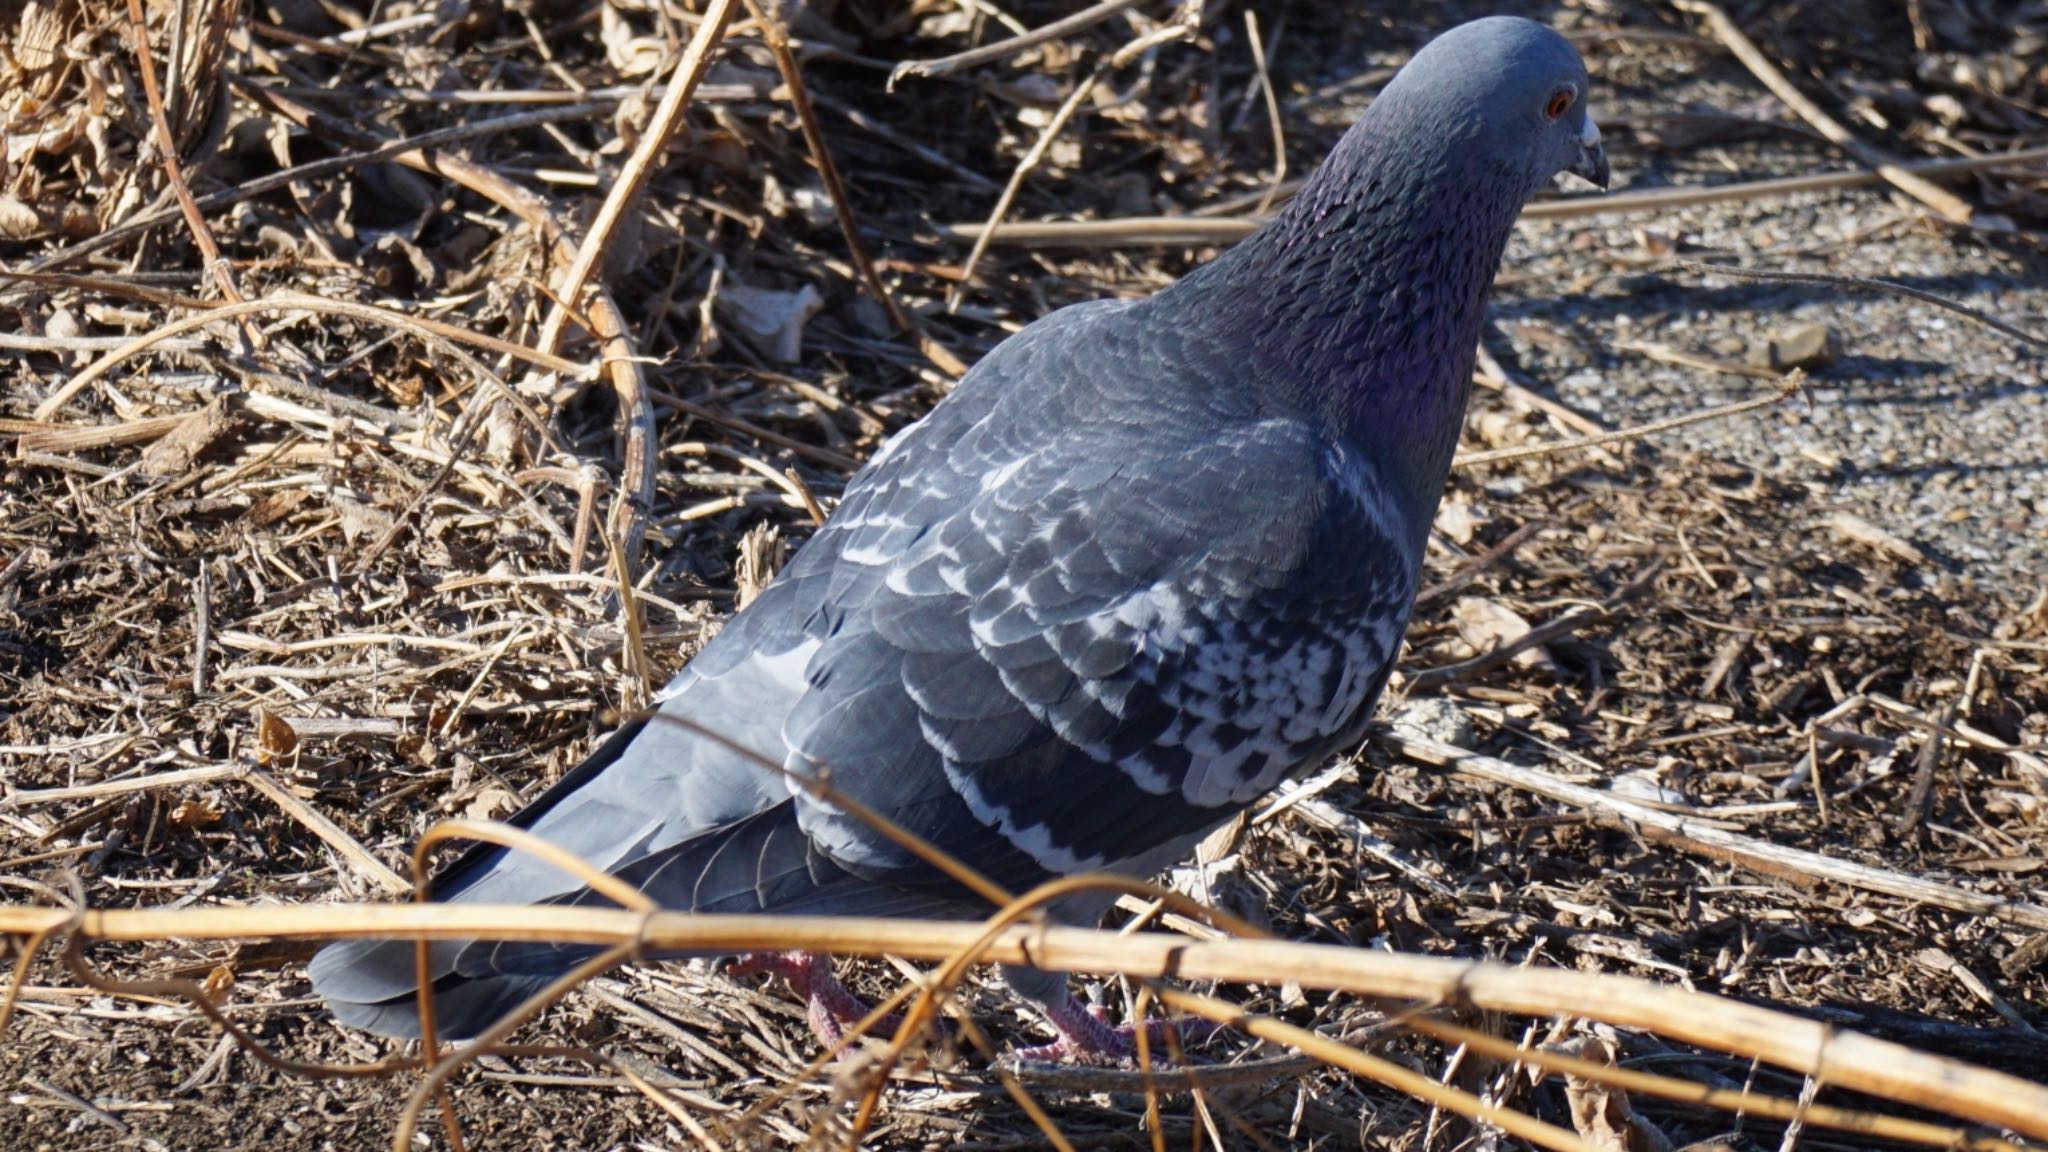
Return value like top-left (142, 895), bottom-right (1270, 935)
top-left (1545, 87), bottom-right (1574, 120)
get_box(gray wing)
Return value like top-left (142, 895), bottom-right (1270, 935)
top-left (777, 415), bottom-right (1420, 899)
top-left (745, 299), bottom-right (1423, 897)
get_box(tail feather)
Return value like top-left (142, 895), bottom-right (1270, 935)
top-left (456, 800), bottom-right (969, 977)
top-left (309, 939), bottom-right (553, 1040)
top-left (309, 801), bottom-right (974, 1039)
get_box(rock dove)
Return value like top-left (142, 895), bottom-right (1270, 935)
top-left (312, 15), bottom-right (1607, 1060)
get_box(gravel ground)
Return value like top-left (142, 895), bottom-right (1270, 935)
top-left (1503, 62), bottom-right (2048, 587)
top-left (1512, 200), bottom-right (2048, 585)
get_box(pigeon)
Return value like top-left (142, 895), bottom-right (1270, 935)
top-left (312, 15), bottom-right (1607, 1061)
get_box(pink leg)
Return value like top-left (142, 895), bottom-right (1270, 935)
top-left (732, 954), bottom-right (1215, 1063)
top-left (1014, 992), bottom-right (1222, 1065)
top-left (726, 951), bottom-right (888, 1048)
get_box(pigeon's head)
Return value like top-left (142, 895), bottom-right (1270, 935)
top-left (1379, 16), bottom-right (1607, 193)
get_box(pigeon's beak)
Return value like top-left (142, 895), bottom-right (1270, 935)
top-left (1567, 111), bottom-right (1609, 191)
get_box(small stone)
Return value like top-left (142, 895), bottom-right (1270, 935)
top-left (789, 186), bottom-right (838, 229)
top-left (1748, 322), bottom-right (1838, 371)
top-left (1387, 697), bottom-right (1475, 748)
top-left (1611, 771), bottom-right (1690, 806)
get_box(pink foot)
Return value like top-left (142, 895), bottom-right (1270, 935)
top-left (1014, 995), bottom-right (1222, 1064)
top-left (727, 951), bottom-right (888, 1048)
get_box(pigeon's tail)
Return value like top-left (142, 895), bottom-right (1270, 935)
top-left (309, 798), bottom-right (967, 1040)
top-left (309, 942), bottom-right (553, 1040)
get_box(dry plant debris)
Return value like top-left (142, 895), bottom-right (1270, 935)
top-left (2, 0), bottom-right (2046, 1149)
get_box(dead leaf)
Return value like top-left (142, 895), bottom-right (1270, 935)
top-left (464, 787), bottom-right (518, 821)
top-left (1611, 771), bottom-right (1690, 806)
top-left (254, 707), bottom-right (298, 765)
top-left (12, 0), bottom-right (66, 73)
top-left (202, 963), bottom-right (236, 1002)
top-left (1554, 1038), bottom-right (1676, 1152)
top-left (1473, 409), bottom-right (1530, 450)
top-left (0, 196), bottom-right (42, 240)
top-left (1633, 226), bottom-right (1676, 258)
top-left (718, 281), bottom-right (824, 363)
top-left (1453, 597), bottom-right (1552, 671)
top-left (247, 490), bottom-right (308, 527)
top-left (170, 797), bottom-right (223, 828)
top-left (1434, 498), bottom-right (1484, 545)
top-left (600, 2), bottom-right (664, 75)
top-left (332, 492), bottom-right (394, 544)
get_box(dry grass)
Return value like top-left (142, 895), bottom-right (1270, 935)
top-left (3, 0), bottom-right (2047, 1148)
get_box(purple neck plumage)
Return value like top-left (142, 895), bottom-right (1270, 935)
top-left (1173, 97), bottom-right (1531, 518)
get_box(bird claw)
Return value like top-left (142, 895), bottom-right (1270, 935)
top-left (726, 952), bottom-right (874, 1047)
top-left (724, 950), bottom-right (820, 989)
top-left (726, 952), bottom-right (934, 1050)
top-left (1015, 999), bottom-right (1220, 1065)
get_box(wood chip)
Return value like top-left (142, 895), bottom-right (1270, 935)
top-left (138, 397), bottom-right (237, 478)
